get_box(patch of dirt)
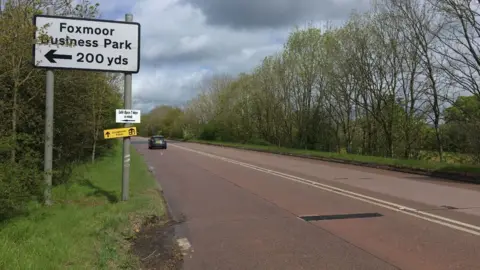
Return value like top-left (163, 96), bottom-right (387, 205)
top-left (131, 215), bottom-right (184, 270)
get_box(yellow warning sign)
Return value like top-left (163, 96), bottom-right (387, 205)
top-left (103, 127), bottom-right (137, 139)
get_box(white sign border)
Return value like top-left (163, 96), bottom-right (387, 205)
top-left (32, 14), bottom-right (141, 73)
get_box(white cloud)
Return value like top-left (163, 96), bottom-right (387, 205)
top-left (89, 0), bottom-right (367, 112)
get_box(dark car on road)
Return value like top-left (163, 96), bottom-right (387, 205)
top-left (148, 135), bottom-right (167, 149)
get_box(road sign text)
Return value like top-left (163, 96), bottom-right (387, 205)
top-left (60, 22), bottom-right (115, 36)
top-left (33, 15), bottom-right (140, 73)
top-left (116, 109), bottom-right (141, 123)
top-left (103, 127), bottom-right (137, 139)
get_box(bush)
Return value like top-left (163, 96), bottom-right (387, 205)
top-left (0, 162), bottom-right (42, 220)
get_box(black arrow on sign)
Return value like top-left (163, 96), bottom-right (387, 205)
top-left (45, 49), bottom-right (72, 63)
top-left (105, 132), bottom-right (110, 138)
top-left (122, 119), bottom-right (135, 122)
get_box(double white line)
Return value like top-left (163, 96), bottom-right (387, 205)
top-left (171, 144), bottom-right (480, 236)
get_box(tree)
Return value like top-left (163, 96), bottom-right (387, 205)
top-left (179, 2), bottom-right (477, 167)
top-left (0, 0), bottom-right (122, 217)
top-left (381, 0), bottom-right (448, 160)
top-left (428, 0), bottom-right (480, 97)
top-left (444, 96), bottom-right (480, 161)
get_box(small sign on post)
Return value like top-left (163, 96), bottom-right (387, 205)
top-left (33, 15), bottom-right (141, 73)
top-left (116, 109), bottom-right (141, 124)
top-left (103, 127), bottom-right (137, 139)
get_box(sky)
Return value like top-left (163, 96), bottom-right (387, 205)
top-left (89, 0), bottom-right (371, 112)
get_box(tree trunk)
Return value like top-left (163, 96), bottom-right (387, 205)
top-left (434, 125), bottom-right (444, 162)
top-left (11, 84), bottom-right (17, 163)
top-left (91, 136), bottom-right (96, 163)
top-left (362, 124), bottom-right (367, 155)
top-left (404, 131), bottom-right (411, 159)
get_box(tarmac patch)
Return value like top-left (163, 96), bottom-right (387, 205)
top-left (300, 212), bottom-right (383, 222)
top-left (131, 215), bottom-right (184, 270)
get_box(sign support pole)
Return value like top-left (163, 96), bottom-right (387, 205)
top-left (33, 10), bottom-right (141, 203)
top-left (121, 13), bottom-right (134, 201)
top-left (44, 6), bottom-right (55, 206)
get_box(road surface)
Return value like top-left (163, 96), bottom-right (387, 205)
top-left (133, 138), bottom-right (480, 270)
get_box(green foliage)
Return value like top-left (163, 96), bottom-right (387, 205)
top-left (198, 121), bottom-right (219, 141)
top-left (0, 144), bottom-right (165, 269)
top-left (178, 3), bottom-right (480, 167)
top-left (443, 96), bottom-right (480, 161)
top-left (136, 105), bottom-right (185, 139)
top-left (0, 1), bottom-right (122, 218)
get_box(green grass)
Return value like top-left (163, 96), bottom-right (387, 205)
top-left (188, 139), bottom-right (480, 176)
top-left (0, 142), bottom-right (165, 270)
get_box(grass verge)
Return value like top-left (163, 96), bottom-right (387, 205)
top-left (186, 139), bottom-right (480, 183)
top-left (0, 142), bottom-right (165, 270)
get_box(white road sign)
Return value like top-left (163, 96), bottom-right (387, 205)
top-left (33, 15), bottom-right (140, 73)
top-left (116, 109), bottom-right (141, 123)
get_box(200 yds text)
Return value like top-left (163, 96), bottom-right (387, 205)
top-left (76, 53), bottom-right (128, 66)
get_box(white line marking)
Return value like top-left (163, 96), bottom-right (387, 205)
top-left (171, 144), bottom-right (480, 236)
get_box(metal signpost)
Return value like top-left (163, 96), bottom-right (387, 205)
top-left (33, 8), bottom-right (141, 202)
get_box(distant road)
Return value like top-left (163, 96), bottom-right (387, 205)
top-left (134, 138), bottom-right (480, 270)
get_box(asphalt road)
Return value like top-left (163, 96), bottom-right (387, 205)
top-left (134, 138), bottom-right (480, 270)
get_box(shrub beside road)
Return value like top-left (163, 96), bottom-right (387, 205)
top-left (0, 143), bottom-right (165, 269)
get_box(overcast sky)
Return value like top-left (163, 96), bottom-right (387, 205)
top-left (90, 0), bottom-right (371, 112)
